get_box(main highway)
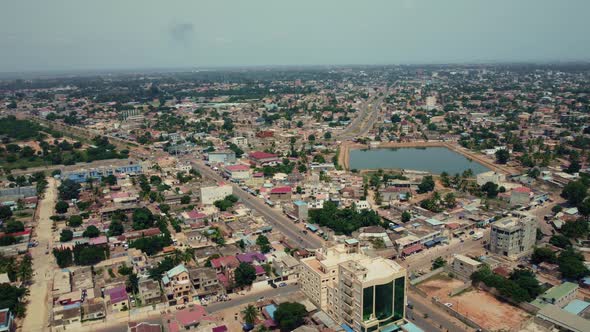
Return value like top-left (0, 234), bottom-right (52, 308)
top-left (189, 159), bottom-right (324, 249)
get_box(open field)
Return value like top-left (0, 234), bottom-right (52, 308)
top-left (418, 275), bottom-right (529, 331)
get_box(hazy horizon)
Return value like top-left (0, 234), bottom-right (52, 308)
top-left (2, 0), bottom-right (590, 73)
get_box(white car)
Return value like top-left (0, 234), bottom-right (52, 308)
top-left (444, 302), bottom-right (453, 308)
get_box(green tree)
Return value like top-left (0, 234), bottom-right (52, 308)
top-left (55, 201), bottom-right (69, 214)
top-left (561, 179), bottom-right (588, 205)
top-left (180, 195), bottom-right (191, 204)
top-left (561, 218), bottom-right (588, 239)
top-left (68, 215), bottom-right (83, 227)
top-left (401, 211), bottom-right (411, 223)
top-left (83, 225), bottom-right (101, 238)
top-left (432, 257), bottom-right (446, 270)
top-left (558, 249), bottom-right (589, 280)
top-left (417, 175), bottom-right (435, 193)
top-left (234, 263), bottom-right (256, 288)
top-left (549, 234), bottom-right (571, 248)
top-left (256, 235), bottom-right (272, 253)
top-left (495, 149), bottom-right (510, 164)
top-left (531, 247), bottom-right (557, 265)
top-left (58, 179), bottom-right (81, 200)
top-left (4, 220), bottom-right (24, 234)
top-left (0, 206), bottom-right (13, 219)
top-left (60, 229), bottom-right (74, 242)
top-left (102, 174), bottom-right (117, 186)
top-left (132, 208), bottom-right (155, 230)
top-left (241, 304), bottom-right (259, 326)
top-left (274, 302), bottom-right (307, 332)
top-left (481, 181), bottom-right (499, 198)
top-left (108, 220), bottom-right (125, 236)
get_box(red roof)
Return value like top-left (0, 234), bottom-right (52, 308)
top-left (249, 151), bottom-right (278, 160)
top-left (402, 244), bottom-right (424, 256)
top-left (225, 164), bottom-right (250, 172)
top-left (513, 187), bottom-right (531, 193)
top-left (270, 186), bottom-right (292, 194)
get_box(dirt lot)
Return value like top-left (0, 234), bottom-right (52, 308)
top-left (418, 274), bottom-right (529, 331)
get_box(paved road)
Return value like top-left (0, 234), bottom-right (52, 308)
top-left (21, 178), bottom-right (58, 332)
top-left (408, 292), bottom-right (473, 332)
top-left (191, 160), bottom-right (323, 249)
top-left (206, 284), bottom-right (299, 313)
top-left (337, 92), bottom-right (386, 140)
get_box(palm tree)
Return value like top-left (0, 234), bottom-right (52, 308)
top-left (242, 304), bottom-right (258, 326)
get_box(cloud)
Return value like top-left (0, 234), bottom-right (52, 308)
top-left (169, 22), bottom-right (194, 44)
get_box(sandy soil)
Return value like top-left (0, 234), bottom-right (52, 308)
top-left (418, 276), bottom-right (529, 331)
top-left (21, 178), bottom-right (58, 332)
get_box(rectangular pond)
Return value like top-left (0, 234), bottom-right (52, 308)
top-left (349, 147), bottom-right (490, 175)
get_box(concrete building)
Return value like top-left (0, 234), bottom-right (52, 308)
top-left (510, 187), bottom-right (532, 206)
top-left (188, 267), bottom-right (222, 296)
top-left (293, 200), bottom-right (309, 221)
top-left (162, 264), bottom-right (193, 305)
top-left (230, 136), bottom-right (248, 148)
top-left (476, 171), bottom-right (506, 186)
top-left (299, 242), bottom-right (407, 332)
top-left (138, 278), bottom-right (162, 305)
top-left (490, 215), bottom-right (537, 259)
top-left (451, 254), bottom-right (482, 281)
top-left (224, 164), bottom-right (251, 181)
top-left (200, 184), bottom-right (232, 205)
top-left (531, 282), bottom-right (579, 309)
top-left (208, 151), bottom-right (236, 164)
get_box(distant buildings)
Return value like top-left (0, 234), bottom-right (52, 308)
top-left (63, 164), bottom-right (143, 183)
top-left (490, 215), bottom-right (537, 259)
top-left (299, 242), bottom-right (407, 332)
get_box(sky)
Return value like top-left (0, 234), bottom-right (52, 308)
top-left (1, 0), bottom-right (590, 72)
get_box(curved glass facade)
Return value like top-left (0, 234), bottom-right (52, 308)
top-left (363, 286), bottom-right (373, 321)
top-left (375, 281), bottom-right (394, 320)
top-left (394, 277), bottom-right (405, 320)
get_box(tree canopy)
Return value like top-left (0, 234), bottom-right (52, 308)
top-left (309, 201), bottom-right (381, 235)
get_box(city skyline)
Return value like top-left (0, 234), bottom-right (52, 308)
top-left (2, 0), bottom-right (590, 72)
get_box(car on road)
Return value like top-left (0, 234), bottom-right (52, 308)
top-left (270, 283), bottom-right (277, 288)
top-left (278, 282), bottom-right (287, 287)
top-left (444, 302), bottom-right (453, 308)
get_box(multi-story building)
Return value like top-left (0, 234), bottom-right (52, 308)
top-left (138, 278), bottom-right (162, 305)
top-left (162, 264), bottom-right (193, 305)
top-left (299, 241), bottom-right (407, 332)
top-left (451, 254), bottom-right (482, 281)
top-left (293, 200), bottom-right (309, 221)
top-left (490, 215), bottom-right (537, 259)
top-left (188, 267), bottom-right (222, 296)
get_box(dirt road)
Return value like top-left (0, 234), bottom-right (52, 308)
top-left (21, 177), bottom-right (58, 332)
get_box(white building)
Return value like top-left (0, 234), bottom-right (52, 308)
top-left (476, 171), bottom-right (506, 186)
top-left (299, 242), bottom-right (407, 332)
top-left (200, 184), bottom-right (233, 205)
top-left (490, 215), bottom-right (537, 259)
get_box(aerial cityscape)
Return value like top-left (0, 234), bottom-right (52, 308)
top-left (1, 2), bottom-right (590, 332)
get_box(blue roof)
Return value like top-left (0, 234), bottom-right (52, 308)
top-left (563, 299), bottom-right (590, 315)
top-left (340, 324), bottom-right (355, 332)
top-left (401, 322), bottom-right (423, 332)
top-left (264, 304), bottom-right (277, 320)
top-left (293, 200), bottom-right (307, 206)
